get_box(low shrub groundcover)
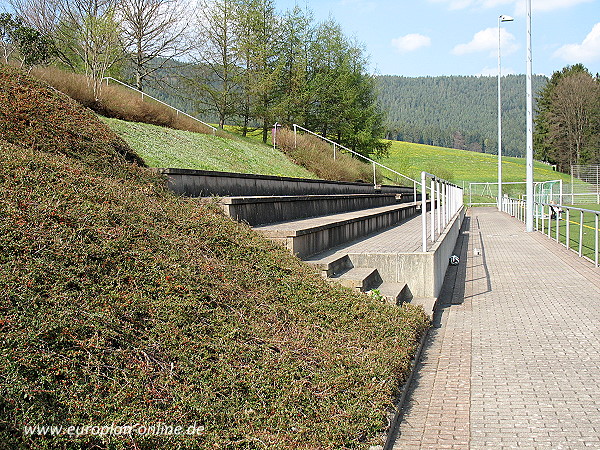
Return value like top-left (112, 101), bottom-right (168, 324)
top-left (0, 66), bottom-right (429, 449)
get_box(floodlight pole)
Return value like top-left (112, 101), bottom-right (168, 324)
top-left (498, 15), bottom-right (514, 212)
top-left (525, 0), bottom-right (534, 231)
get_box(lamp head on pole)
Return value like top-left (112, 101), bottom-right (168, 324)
top-left (499, 15), bottom-right (514, 22)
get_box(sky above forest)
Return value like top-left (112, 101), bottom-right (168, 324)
top-left (276, 0), bottom-right (600, 77)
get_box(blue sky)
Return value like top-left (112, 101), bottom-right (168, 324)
top-left (276, 0), bottom-right (600, 77)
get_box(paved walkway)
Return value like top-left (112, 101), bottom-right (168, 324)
top-left (391, 207), bottom-right (600, 450)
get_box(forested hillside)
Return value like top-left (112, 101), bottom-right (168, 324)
top-left (376, 75), bottom-right (547, 157)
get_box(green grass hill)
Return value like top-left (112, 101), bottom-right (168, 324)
top-left (377, 140), bottom-right (571, 193)
top-left (102, 117), bottom-right (317, 179)
top-left (0, 67), bottom-right (429, 448)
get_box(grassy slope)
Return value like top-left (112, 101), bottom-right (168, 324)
top-left (103, 117), bottom-right (316, 178)
top-left (378, 140), bottom-right (571, 186)
top-left (0, 67), bottom-right (429, 448)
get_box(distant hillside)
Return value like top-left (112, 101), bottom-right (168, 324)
top-left (376, 75), bottom-right (548, 157)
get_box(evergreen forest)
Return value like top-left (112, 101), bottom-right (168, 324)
top-left (376, 74), bottom-right (548, 157)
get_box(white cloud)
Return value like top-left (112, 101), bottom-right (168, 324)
top-left (392, 34), bottom-right (432, 53)
top-left (453, 28), bottom-right (519, 57)
top-left (553, 22), bottom-right (600, 63)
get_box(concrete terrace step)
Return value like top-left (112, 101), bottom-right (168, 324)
top-left (253, 202), bottom-right (420, 258)
top-left (329, 267), bottom-right (381, 292)
top-left (372, 282), bottom-right (413, 306)
top-left (217, 193), bottom-right (406, 226)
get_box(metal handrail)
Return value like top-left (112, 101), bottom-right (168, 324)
top-left (502, 197), bottom-right (599, 267)
top-left (101, 77), bottom-right (217, 135)
top-left (292, 124), bottom-right (464, 252)
top-left (421, 171), bottom-right (464, 252)
top-left (293, 124), bottom-right (418, 187)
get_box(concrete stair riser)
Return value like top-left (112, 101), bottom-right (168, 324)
top-left (219, 194), bottom-right (404, 226)
top-left (257, 203), bottom-right (420, 258)
top-left (330, 267), bottom-right (382, 292)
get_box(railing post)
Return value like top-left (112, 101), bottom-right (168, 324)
top-left (555, 212), bottom-right (560, 242)
top-left (333, 143), bottom-right (337, 160)
top-left (579, 210), bottom-right (584, 257)
top-left (422, 172), bottom-right (427, 252)
top-left (566, 209), bottom-right (570, 250)
top-left (293, 124), bottom-right (297, 148)
top-left (595, 213), bottom-right (598, 267)
top-left (442, 182), bottom-right (447, 228)
top-left (413, 181), bottom-right (417, 204)
top-left (372, 162), bottom-right (377, 188)
top-left (430, 178), bottom-right (435, 243)
top-left (436, 180), bottom-right (441, 235)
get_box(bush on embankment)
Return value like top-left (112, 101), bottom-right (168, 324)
top-left (0, 65), bottom-right (429, 449)
top-left (276, 128), bottom-right (374, 183)
top-left (31, 66), bottom-right (221, 137)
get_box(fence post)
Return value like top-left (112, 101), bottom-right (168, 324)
top-left (413, 181), bottom-right (417, 204)
top-left (579, 210), bottom-right (584, 257)
top-left (333, 143), bottom-right (336, 160)
top-left (293, 124), bottom-right (297, 149)
top-left (595, 213), bottom-right (598, 267)
top-left (430, 178), bottom-right (435, 243)
top-left (436, 181), bottom-right (441, 234)
top-left (566, 209), bottom-right (570, 250)
top-left (372, 162), bottom-right (377, 188)
top-left (422, 172), bottom-right (427, 252)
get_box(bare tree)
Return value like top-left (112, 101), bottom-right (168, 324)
top-left (7, 0), bottom-right (62, 36)
top-left (548, 72), bottom-right (600, 170)
top-left (189, 0), bottom-right (240, 129)
top-left (118, 0), bottom-right (190, 91)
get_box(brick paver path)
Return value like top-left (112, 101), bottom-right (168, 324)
top-left (392, 207), bottom-right (600, 450)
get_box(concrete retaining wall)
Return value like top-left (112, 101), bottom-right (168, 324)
top-left (157, 168), bottom-right (415, 198)
top-left (347, 206), bottom-right (466, 299)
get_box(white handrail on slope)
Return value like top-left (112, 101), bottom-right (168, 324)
top-left (293, 124), bottom-right (418, 187)
top-left (421, 171), bottom-right (464, 252)
top-left (101, 77), bottom-right (217, 135)
top-left (292, 124), bottom-right (464, 252)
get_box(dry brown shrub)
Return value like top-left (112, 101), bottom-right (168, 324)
top-left (276, 128), bottom-right (373, 182)
top-left (31, 66), bottom-right (217, 136)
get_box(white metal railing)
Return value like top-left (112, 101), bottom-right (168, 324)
top-left (292, 125), bottom-right (464, 252)
top-left (101, 77), bottom-right (217, 135)
top-left (502, 197), bottom-right (599, 267)
top-left (293, 124), bottom-right (419, 199)
top-left (421, 171), bottom-right (464, 252)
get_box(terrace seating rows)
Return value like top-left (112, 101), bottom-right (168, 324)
top-left (215, 192), bottom-right (425, 305)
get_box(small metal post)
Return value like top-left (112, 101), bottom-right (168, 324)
top-left (555, 212), bottom-right (560, 242)
top-left (333, 143), bottom-right (337, 160)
